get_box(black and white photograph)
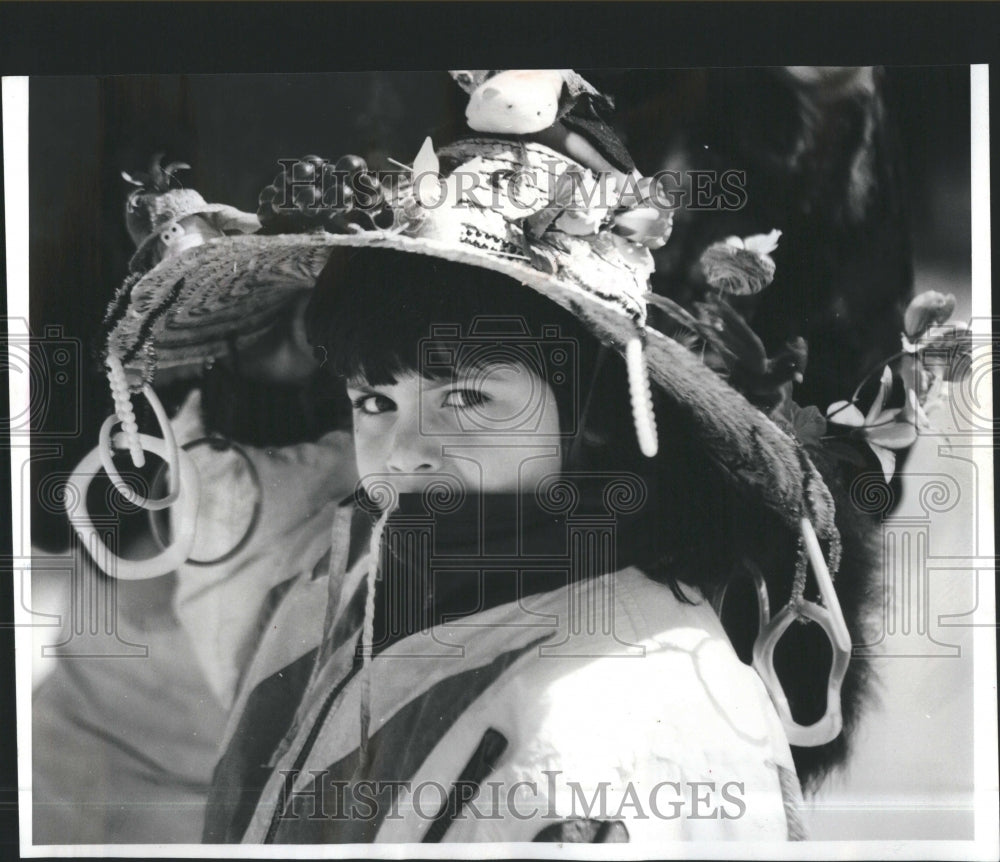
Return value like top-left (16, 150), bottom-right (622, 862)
top-left (3, 58), bottom-right (996, 858)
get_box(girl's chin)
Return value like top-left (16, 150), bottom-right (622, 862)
top-left (361, 478), bottom-right (547, 501)
top-left (362, 477), bottom-right (469, 499)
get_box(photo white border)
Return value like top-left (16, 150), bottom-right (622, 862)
top-left (968, 63), bottom-right (999, 858)
top-left (5, 72), bottom-right (36, 860)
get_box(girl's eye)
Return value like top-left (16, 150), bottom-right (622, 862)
top-left (351, 393), bottom-right (394, 415)
top-left (442, 388), bottom-right (488, 409)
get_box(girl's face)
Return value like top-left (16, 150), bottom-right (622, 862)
top-left (347, 362), bottom-right (562, 497)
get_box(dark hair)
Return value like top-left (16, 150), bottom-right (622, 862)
top-left (154, 298), bottom-right (353, 447)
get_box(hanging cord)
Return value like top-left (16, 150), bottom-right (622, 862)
top-left (356, 506), bottom-right (393, 774)
top-left (315, 503), bottom-right (360, 670)
top-left (271, 503), bottom-right (358, 773)
top-left (791, 448), bottom-right (842, 613)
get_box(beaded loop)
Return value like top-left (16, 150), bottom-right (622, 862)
top-left (66, 431), bottom-right (200, 580)
top-left (749, 518), bottom-right (852, 747)
top-left (146, 436), bottom-right (263, 566)
top-left (99, 382), bottom-right (181, 511)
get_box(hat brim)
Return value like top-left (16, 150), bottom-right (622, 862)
top-left (105, 227), bottom-right (822, 527)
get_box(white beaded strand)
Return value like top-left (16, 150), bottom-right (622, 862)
top-left (105, 355), bottom-right (145, 468)
top-left (626, 336), bottom-right (658, 458)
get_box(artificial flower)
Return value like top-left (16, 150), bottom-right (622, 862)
top-left (700, 229), bottom-right (782, 295)
top-left (903, 290), bottom-right (956, 340)
top-left (611, 233), bottom-right (656, 270)
top-left (917, 323), bottom-right (973, 382)
top-left (612, 205), bottom-right (673, 249)
top-left (555, 207), bottom-right (607, 236)
top-left (826, 367), bottom-right (918, 481)
top-left (553, 171), bottom-right (617, 236)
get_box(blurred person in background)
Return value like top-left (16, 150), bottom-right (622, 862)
top-left (31, 174), bottom-right (357, 843)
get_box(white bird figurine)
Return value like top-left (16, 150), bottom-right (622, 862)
top-left (464, 69), bottom-right (566, 135)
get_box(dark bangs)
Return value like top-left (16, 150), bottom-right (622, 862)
top-left (306, 248), bottom-right (600, 387)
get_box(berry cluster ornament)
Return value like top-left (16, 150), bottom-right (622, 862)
top-left (257, 154), bottom-right (394, 234)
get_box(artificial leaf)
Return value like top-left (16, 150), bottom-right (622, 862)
top-left (791, 404), bottom-right (827, 448)
top-left (693, 299), bottom-right (767, 373)
top-left (525, 169), bottom-right (581, 239)
top-left (412, 137), bottom-right (439, 181)
top-left (645, 293), bottom-right (703, 332)
top-left (869, 444), bottom-right (897, 483)
top-left (861, 419), bottom-right (918, 450)
top-left (827, 401), bottom-right (866, 427)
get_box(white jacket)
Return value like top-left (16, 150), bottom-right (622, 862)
top-left (232, 555), bottom-right (804, 844)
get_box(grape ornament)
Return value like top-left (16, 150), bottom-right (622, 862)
top-left (256, 155), bottom-right (392, 235)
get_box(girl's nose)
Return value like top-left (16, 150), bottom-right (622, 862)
top-left (385, 415), bottom-right (442, 475)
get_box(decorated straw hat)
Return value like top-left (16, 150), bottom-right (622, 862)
top-left (105, 155), bottom-right (282, 376)
top-left (96, 70), bottom-right (860, 748)
top-left (102, 72), bottom-right (837, 536)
